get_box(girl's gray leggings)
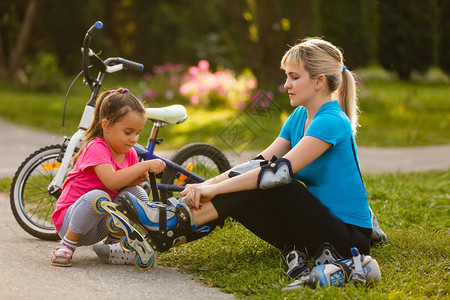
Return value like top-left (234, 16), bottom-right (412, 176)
top-left (58, 186), bottom-right (148, 246)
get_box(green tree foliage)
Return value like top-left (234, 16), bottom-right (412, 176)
top-left (132, 0), bottom-right (240, 70)
top-left (1, 0), bottom-right (448, 87)
top-left (378, 0), bottom-right (437, 79)
top-left (438, 0), bottom-right (450, 72)
top-left (319, 0), bottom-right (378, 68)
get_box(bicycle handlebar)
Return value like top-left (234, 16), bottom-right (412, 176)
top-left (87, 21), bottom-right (103, 37)
top-left (120, 58), bottom-right (144, 72)
top-left (82, 21), bottom-right (144, 89)
top-left (83, 21), bottom-right (102, 87)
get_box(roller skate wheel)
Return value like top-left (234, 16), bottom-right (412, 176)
top-left (92, 194), bottom-right (110, 214)
top-left (106, 216), bottom-right (122, 234)
top-left (134, 253), bottom-right (156, 271)
top-left (120, 235), bottom-right (134, 252)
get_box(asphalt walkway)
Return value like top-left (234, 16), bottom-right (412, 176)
top-left (0, 117), bottom-right (448, 299)
top-left (1, 118), bottom-right (449, 178)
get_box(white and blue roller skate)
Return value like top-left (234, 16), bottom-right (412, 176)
top-left (93, 191), bottom-right (209, 270)
top-left (93, 193), bottom-right (156, 270)
top-left (282, 246), bottom-right (381, 291)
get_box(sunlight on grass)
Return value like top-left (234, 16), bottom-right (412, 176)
top-left (0, 80), bottom-right (449, 148)
top-left (0, 178), bottom-right (12, 192)
top-left (158, 170), bottom-right (449, 299)
top-left (357, 82), bottom-right (450, 146)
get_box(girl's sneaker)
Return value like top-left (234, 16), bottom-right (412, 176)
top-left (51, 245), bottom-right (74, 267)
top-left (93, 242), bottom-right (135, 265)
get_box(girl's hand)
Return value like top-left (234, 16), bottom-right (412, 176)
top-left (180, 184), bottom-right (216, 210)
top-left (147, 159), bottom-right (166, 174)
top-left (129, 172), bottom-right (149, 187)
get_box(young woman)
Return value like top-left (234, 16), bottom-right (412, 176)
top-left (179, 37), bottom-right (372, 256)
top-left (51, 88), bottom-right (165, 267)
top-left (109, 38), bottom-right (385, 262)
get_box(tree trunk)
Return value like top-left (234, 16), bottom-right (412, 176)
top-left (228, 0), bottom-right (290, 89)
top-left (8, 0), bottom-right (37, 82)
top-left (0, 35), bottom-right (5, 78)
top-left (293, 0), bottom-right (311, 41)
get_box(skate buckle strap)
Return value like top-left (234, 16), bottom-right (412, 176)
top-left (331, 261), bottom-right (352, 284)
top-left (314, 242), bottom-right (343, 266)
top-left (349, 247), bottom-right (366, 284)
top-left (158, 205), bottom-right (167, 231)
top-left (192, 224), bottom-right (210, 233)
top-left (285, 250), bottom-right (310, 279)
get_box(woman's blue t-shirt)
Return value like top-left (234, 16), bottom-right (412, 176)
top-left (279, 101), bottom-right (372, 229)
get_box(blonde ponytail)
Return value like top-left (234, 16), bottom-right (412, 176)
top-left (337, 68), bottom-right (359, 133)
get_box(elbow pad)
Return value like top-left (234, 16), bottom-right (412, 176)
top-left (228, 158), bottom-right (266, 178)
top-left (228, 155), bottom-right (271, 178)
top-left (229, 155), bottom-right (279, 178)
top-left (257, 157), bottom-right (294, 189)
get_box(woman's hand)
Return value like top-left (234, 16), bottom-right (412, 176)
top-left (180, 184), bottom-right (216, 210)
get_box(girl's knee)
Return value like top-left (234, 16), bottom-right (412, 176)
top-left (87, 189), bottom-right (109, 197)
top-left (120, 186), bottom-right (149, 202)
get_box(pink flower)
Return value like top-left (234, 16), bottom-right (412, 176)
top-left (179, 84), bottom-right (190, 95)
top-left (259, 100), bottom-right (269, 108)
top-left (190, 95), bottom-right (200, 104)
top-left (144, 88), bottom-right (158, 100)
top-left (143, 72), bottom-right (153, 80)
top-left (189, 66), bottom-right (199, 75)
top-left (153, 65), bottom-right (164, 74)
top-left (165, 90), bottom-right (174, 99)
top-left (198, 60), bottom-right (210, 71)
top-left (215, 85), bottom-right (226, 97)
top-left (170, 74), bottom-right (180, 84)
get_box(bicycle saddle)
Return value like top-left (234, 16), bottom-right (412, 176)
top-left (146, 105), bottom-right (187, 124)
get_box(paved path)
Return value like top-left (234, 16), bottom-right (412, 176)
top-left (0, 118), bottom-right (234, 300)
top-left (1, 118), bottom-right (449, 178)
top-left (0, 191), bottom-right (233, 300)
top-left (0, 117), bottom-right (449, 299)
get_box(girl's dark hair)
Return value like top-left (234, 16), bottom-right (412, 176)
top-left (72, 87), bottom-right (146, 164)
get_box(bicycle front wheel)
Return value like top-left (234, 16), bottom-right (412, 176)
top-left (159, 143), bottom-right (231, 201)
top-left (10, 144), bottom-right (67, 241)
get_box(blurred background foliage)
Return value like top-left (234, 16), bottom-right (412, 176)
top-left (1, 0), bottom-right (449, 90)
top-left (0, 0), bottom-right (448, 150)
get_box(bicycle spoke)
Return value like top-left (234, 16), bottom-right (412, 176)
top-left (36, 200), bottom-right (54, 226)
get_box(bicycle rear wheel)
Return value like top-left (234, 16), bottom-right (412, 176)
top-left (159, 143), bottom-right (231, 201)
top-left (10, 144), bottom-right (68, 241)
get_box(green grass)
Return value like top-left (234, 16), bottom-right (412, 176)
top-left (0, 78), bottom-right (448, 297)
top-left (156, 170), bottom-right (449, 299)
top-left (356, 81), bottom-right (450, 146)
top-left (0, 177), bottom-right (12, 192)
top-left (0, 79), bottom-right (448, 149)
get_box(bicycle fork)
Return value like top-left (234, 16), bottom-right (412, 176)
top-left (48, 105), bottom-right (95, 195)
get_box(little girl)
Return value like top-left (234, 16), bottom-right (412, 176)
top-left (51, 87), bottom-right (165, 267)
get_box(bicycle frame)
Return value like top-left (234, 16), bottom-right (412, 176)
top-left (10, 21), bottom-right (231, 242)
top-left (47, 21), bottom-right (205, 198)
top-left (48, 69), bottom-right (103, 196)
top-left (48, 106), bottom-right (206, 196)
top-left (133, 124), bottom-right (206, 193)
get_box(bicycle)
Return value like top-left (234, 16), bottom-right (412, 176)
top-left (9, 21), bottom-right (231, 242)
